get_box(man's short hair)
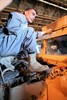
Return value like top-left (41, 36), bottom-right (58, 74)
top-left (25, 6), bottom-right (34, 11)
top-left (23, 6), bottom-right (37, 14)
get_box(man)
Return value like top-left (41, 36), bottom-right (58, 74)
top-left (0, 7), bottom-right (52, 72)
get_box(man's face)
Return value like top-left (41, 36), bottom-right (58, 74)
top-left (25, 9), bottom-right (36, 23)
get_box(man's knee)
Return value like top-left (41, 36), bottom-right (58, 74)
top-left (28, 27), bottom-right (34, 32)
top-left (26, 27), bottom-right (35, 38)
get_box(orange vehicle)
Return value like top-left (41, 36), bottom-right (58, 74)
top-left (37, 15), bottom-right (67, 67)
top-left (37, 15), bottom-right (67, 100)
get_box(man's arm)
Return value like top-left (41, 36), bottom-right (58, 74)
top-left (36, 29), bottom-right (53, 38)
top-left (0, 0), bottom-right (13, 11)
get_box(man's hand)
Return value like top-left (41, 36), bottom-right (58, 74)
top-left (42, 29), bottom-right (53, 35)
top-left (46, 29), bottom-right (53, 34)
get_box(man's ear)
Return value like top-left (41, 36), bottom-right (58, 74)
top-left (24, 11), bottom-right (28, 15)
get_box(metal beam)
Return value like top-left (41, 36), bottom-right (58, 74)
top-left (38, 0), bottom-right (67, 11)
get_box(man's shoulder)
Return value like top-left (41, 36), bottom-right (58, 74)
top-left (9, 12), bottom-right (27, 23)
top-left (10, 12), bottom-right (23, 16)
top-left (11, 12), bottom-right (25, 19)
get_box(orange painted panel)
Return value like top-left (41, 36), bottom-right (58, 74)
top-left (37, 76), bottom-right (67, 100)
top-left (42, 15), bottom-right (67, 32)
top-left (37, 15), bottom-right (67, 66)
